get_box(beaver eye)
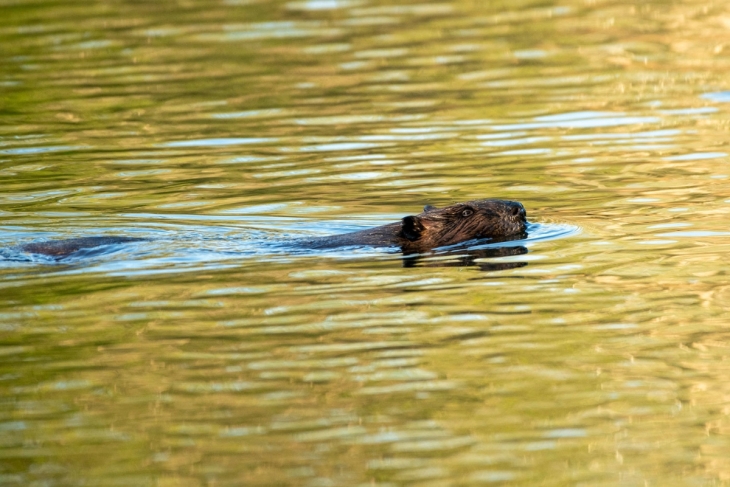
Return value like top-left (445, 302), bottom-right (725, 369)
top-left (461, 208), bottom-right (473, 217)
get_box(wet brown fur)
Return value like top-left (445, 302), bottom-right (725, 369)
top-left (304, 199), bottom-right (527, 253)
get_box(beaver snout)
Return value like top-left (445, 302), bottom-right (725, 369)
top-left (508, 201), bottom-right (527, 221)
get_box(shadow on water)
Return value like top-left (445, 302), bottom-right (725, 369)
top-left (400, 223), bottom-right (577, 271)
top-left (402, 243), bottom-right (529, 271)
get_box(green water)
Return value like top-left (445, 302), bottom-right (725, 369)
top-left (3, 0), bottom-right (730, 485)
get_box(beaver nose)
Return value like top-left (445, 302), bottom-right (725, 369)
top-left (510, 202), bottom-right (527, 221)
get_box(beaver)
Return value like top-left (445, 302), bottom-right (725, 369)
top-left (302, 199), bottom-right (527, 254)
top-left (16, 199), bottom-right (527, 259)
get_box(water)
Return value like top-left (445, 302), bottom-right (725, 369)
top-left (2, 0), bottom-right (730, 484)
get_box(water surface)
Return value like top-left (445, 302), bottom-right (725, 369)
top-left (3, 0), bottom-right (730, 485)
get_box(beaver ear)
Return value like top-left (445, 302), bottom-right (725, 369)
top-left (401, 215), bottom-right (425, 241)
top-left (423, 205), bottom-right (437, 213)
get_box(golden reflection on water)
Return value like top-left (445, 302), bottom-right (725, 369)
top-left (4, 0), bottom-right (730, 485)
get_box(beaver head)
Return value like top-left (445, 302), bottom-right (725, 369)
top-left (398, 199), bottom-right (527, 253)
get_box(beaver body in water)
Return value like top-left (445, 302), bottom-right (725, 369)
top-left (302, 199), bottom-right (527, 253)
top-left (20, 236), bottom-right (145, 258)
top-left (17, 199), bottom-right (527, 258)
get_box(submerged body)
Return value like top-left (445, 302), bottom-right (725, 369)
top-left (17, 199), bottom-right (527, 259)
top-left (20, 236), bottom-right (146, 258)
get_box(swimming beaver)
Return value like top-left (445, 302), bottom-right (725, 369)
top-left (302, 199), bottom-right (527, 254)
top-left (17, 199), bottom-right (527, 258)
